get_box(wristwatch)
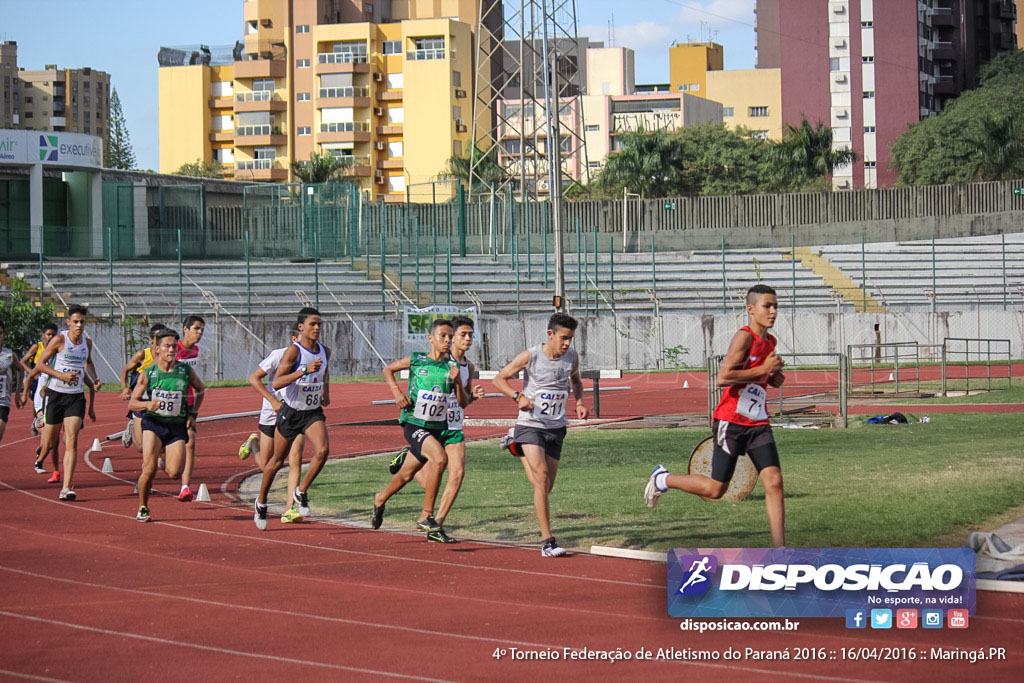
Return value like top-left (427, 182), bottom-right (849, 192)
top-left (299, 364), bottom-right (308, 377)
top-left (512, 391), bottom-right (521, 402)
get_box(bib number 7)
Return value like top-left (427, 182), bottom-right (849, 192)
top-left (736, 384), bottom-right (768, 421)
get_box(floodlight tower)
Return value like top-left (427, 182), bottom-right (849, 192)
top-left (471, 0), bottom-right (590, 311)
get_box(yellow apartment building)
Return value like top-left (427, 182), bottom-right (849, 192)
top-left (159, 0), bottom-right (484, 201)
top-left (668, 41), bottom-right (782, 140)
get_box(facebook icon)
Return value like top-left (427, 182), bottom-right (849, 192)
top-left (845, 609), bottom-right (867, 629)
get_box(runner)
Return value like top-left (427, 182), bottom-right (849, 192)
top-left (175, 315), bottom-right (204, 502)
top-left (119, 323), bottom-right (167, 453)
top-left (403, 315), bottom-right (485, 541)
top-left (253, 308), bottom-right (331, 531)
top-left (129, 327), bottom-right (205, 522)
top-left (492, 313), bottom-right (588, 557)
top-left (371, 318), bottom-right (466, 542)
top-left (21, 323), bottom-right (57, 440)
top-left (240, 329), bottom-right (304, 522)
top-left (21, 305), bottom-right (101, 501)
top-left (0, 321), bottom-right (28, 443)
top-left (643, 283), bottom-right (787, 547)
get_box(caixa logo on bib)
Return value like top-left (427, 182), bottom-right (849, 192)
top-left (666, 548), bottom-right (975, 618)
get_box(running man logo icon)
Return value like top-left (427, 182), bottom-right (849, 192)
top-left (677, 554), bottom-right (718, 596)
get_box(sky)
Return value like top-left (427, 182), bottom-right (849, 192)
top-left (1, 0), bottom-right (757, 171)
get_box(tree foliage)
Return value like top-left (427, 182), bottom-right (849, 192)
top-left (771, 118), bottom-right (856, 191)
top-left (103, 87), bottom-right (136, 170)
top-left (891, 62), bottom-right (1024, 185)
top-left (444, 144), bottom-right (508, 192)
top-left (291, 151), bottom-right (354, 184)
top-left (0, 277), bottom-right (57, 357)
top-left (173, 159), bottom-right (223, 178)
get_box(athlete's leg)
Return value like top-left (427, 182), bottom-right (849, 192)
top-left (375, 439), bottom-right (429, 507)
top-left (163, 437), bottom-right (188, 480)
top-left (414, 436), bottom-right (448, 523)
top-left (180, 423), bottom-right (196, 489)
top-left (131, 415), bottom-right (144, 454)
top-left (520, 444), bottom-right (554, 540)
top-left (662, 471), bottom-right (728, 499)
top-left (255, 430), bottom-right (274, 470)
top-left (60, 416), bottom-right (84, 491)
top-left (759, 466), bottom-right (785, 547)
top-left (296, 421), bottom-right (328, 494)
top-left (138, 430), bottom-right (162, 508)
top-left (257, 431), bottom-right (293, 505)
top-left (285, 434), bottom-right (304, 509)
top-left (432, 440), bottom-right (465, 525)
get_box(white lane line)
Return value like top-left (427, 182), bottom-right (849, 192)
top-left (0, 669), bottom-right (70, 683)
top-left (0, 609), bottom-right (452, 681)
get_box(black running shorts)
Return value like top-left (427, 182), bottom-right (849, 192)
top-left (402, 422), bottom-right (446, 463)
top-left (512, 424), bottom-right (567, 461)
top-left (0, 405), bottom-right (9, 422)
top-left (710, 419), bottom-right (780, 482)
top-left (276, 404), bottom-right (325, 441)
top-left (44, 391), bottom-right (86, 425)
top-left (258, 422), bottom-right (276, 438)
top-left (141, 416), bottom-right (189, 446)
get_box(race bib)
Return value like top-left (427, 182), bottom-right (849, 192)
top-left (56, 366), bottom-right (81, 388)
top-left (736, 383), bottom-right (768, 421)
top-left (533, 390), bottom-right (568, 421)
top-left (153, 389), bottom-right (183, 417)
top-left (447, 394), bottom-right (464, 430)
top-left (301, 382), bottom-right (323, 408)
top-left (0, 374), bottom-right (7, 398)
top-left (414, 389), bottom-right (448, 422)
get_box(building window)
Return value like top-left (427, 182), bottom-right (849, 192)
top-left (862, 56), bottom-right (874, 63)
top-left (722, 107), bottom-right (734, 117)
top-left (24, 111), bottom-right (33, 119)
top-left (297, 92), bottom-right (311, 101)
top-left (830, 57), bottom-right (841, 71)
top-left (584, 124), bottom-right (600, 132)
top-left (382, 40), bottom-right (401, 55)
top-left (502, 138), bottom-right (521, 154)
top-left (863, 90), bottom-right (875, 99)
top-left (388, 175), bottom-right (405, 192)
top-left (861, 21), bottom-right (873, 28)
top-left (751, 130), bottom-right (768, 139)
top-left (252, 79), bottom-right (275, 91)
top-left (749, 106), bottom-right (769, 117)
top-left (297, 59), bottom-right (310, 68)
top-left (452, 71), bottom-right (461, 87)
top-left (388, 141), bottom-right (403, 157)
top-left (298, 126), bottom-right (311, 135)
top-left (864, 161), bottom-right (876, 168)
top-left (864, 125), bottom-right (876, 133)
top-left (588, 161), bottom-right (601, 169)
top-left (409, 37), bottom-right (445, 60)
top-left (24, 96), bottom-right (32, 103)
top-left (296, 25), bottom-right (310, 34)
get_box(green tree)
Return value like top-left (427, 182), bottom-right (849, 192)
top-left (675, 123), bottom-right (783, 196)
top-left (291, 151), bottom-right (353, 183)
top-left (173, 158), bottom-right (223, 178)
top-left (103, 87), bottom-right (136, 170)
top-left (771, 118), bottom-right (856, 190)
top-left (0, 277), bottom-right (57, 357)
top-left (978, 49), bottom-right (1024, 86)
top-left (964, 113), bottom-right (1024, 181)
top-left (444, 144), bottom-right (508, 192)
top-left (594, 128), bottom-right (688, 197)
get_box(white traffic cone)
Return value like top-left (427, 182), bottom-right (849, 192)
top-left (888, 373), bottom-right (895, 381)
top-left (683, 380), bottom-right (690, 389)
top-left (101, 457), bottom-right (114, 473)
top-left (91, 438), bottom-right (103, 452)
top-left (196, 483), bottom-right (211, 502)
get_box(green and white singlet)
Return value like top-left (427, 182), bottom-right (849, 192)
top-left (143, 362), bottom-right (193, 422)
top-left (400, 352), bottom-right (455, 429)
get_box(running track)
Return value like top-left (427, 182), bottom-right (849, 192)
top-left (0, 378), bottom-right (1021, 681)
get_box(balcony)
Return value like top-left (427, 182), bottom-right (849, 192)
top-left (317, 86), bottom-right (371, 108)
top-left (316, 52), bottom-right (370, 75)
top-left (234, 58), bottom-right (287, 79)
top-left (999, 2), bottom-right (1015, 19)
top-left (208, 96), bottom-right (234, 109)
top-left (235, 158), bottom-right (288, 181)
top-left (377, 89), bottom-right (403, 101)
top-left (927, 6), bottom-right (955, 26)
top-left (235, 90), bottom-right (287, 111)
top-left (208, 130), bottom-right (235, 142)
top-left (319, 120), bottom-right (371, 143)
top-left (376, 124), bottom-right (403, 135)
top-left (377, 158), bottom-right (403, 170)
top-left (235, 125), bottom-right (286, 146)
top-left (406, 49), bottom-right (452, 61)
top-left (933, 74), bottom-right (957, 95)
top-left (334, 155), bottom-right (372, 176)
top-left (928, 41), bottom-right (955, 60)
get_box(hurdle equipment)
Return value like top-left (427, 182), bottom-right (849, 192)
top-left (196, 484), bottom-right (211, 502)
top-left (101, 457), bottom-right (114, 473)
top-left (687, 436), bottom-right (758, 502)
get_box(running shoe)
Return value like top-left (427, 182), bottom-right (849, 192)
top-left (47, 470), bottom-right (61, 484)
top-left (541, 537), bottom-right (566, 557)
top-left (281, 507), bottom-right (303, 524)
top-left (426, 528), bottom-right (457, 544)
top-left (294, 488), bottom-right (311, 517)
top-left (58, 488), bottom-right (76, 502)
top-left (238, 432), bottom-right (258, 460)
top-left (371, 502), bottom-right (386, 529)
top-left (415, 516), bottom-right (442, 533)
top-left (644, 465), bottom-right (668, 509)
top-left (388, 447), bottom-right (409, 475)
top-left (178, 485), bottom-right (193, 502)
top-left (500, 427), bottom-right (523, 457)
top-left (31, 415), bottom-right (43, 436)
top-left (122, 419), bottom-right (133, 448)
top-left (254, 500), bottom-right (268, 531)
top-left (136, 505), bottom-right (151, 523)
top-left (33, 458), bottom-right (46, 474)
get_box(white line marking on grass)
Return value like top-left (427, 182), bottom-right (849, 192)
top-left (0, 609), bottom-right (451, 682)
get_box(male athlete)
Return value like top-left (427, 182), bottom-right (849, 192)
top-left (175, 315), bottom-right (205, 501)
top-left (371, 318), bottom-right (466, 542)
top-left (130, 328), bottom-right (205, 522)
top-left (0, 322), bottom-right (28, 443)
top-left (492, 313), bottom-right (588, 557)
top-left (21, 322), bottom-right (57, 439)
top-left (644, 284), bottom-right (787, 547)
top-left (21, 305), bottom-right (101, 500)
top-left (253, 308), bottom-right (331, 530)
top-left (119, 324), bottom-right (168, 452)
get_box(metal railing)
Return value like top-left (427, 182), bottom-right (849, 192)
top-left (235, 124), bottom-right (279, 136)
top-left (317, 52), bottom-right (368, 64)
top-left (319, 121), bottom-right (370, 133)
top-left (318, 86), bottom-right (369, 98)
top-left (235, 90), bottom-right (273, 102)
top-left (235, 159), bottom-right (276, 170)
top-left (406, 49), bottom-right (449, 61)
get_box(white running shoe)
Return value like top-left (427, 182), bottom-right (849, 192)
top-left (122, 419), bottom-right (134, 448)
top-left (59, 488), bottom-right (77, 502)
top-left (253, 500), bottom-right (268, 531)
top-left (541, 537), bottom-right (566, 557)
top-left (644, 465), bottom-right (668, 508)
top-left (294, 488), bottom-right (311, 517)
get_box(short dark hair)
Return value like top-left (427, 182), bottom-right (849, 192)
top-left (183, 315), bottom-right (205, 328)
top-left (746, 284), bottom-right (777, 305)
top-left (149, 323), bottom-right (167, 337)
top-left (297, 307), bottom-right (320, 325)
top-left (547, 313), bottom-right (578, 333)
top-left (450, 315), bottom-right (474, 331)
top-left (67, 304), bottom-right (88, 318)
top-left (155, 328), bottom-right (179, 344)
top-left (429, 318), bottom-right (454, 335)
top-left (43, 322), bottom-right (58, 334)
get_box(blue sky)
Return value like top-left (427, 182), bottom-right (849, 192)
top-left (1, 0), bottom-right (756, 170)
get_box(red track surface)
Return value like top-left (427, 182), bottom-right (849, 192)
top-left (1, 380), bottom-right (1021, 681)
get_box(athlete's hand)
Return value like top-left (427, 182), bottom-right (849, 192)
top-left (764, 351), bottom-right (784, 375)
top-left (63, 370), bottom-right (79, 385)
top-left (14, 393), bottom-right (24, 409)
top-left (321, 393), bottom-right (331, 407)
top-left (187, 415), bottom-right (196, 431)
top-left (308, 358), bottom-right (323, 374)
top-left (768, 371), bottom-right (786, 388)
top-left (516, 394), bottom-right (533, 412)
top-left (93, 378), bottom-right (103, 391)
top-left (120, 386), bottom-right (131, 400)
top-left (471, 384), bottom-right (486, 400)
top-left (88, 405), bottom-right (96, 422)
top-left (576, 402), bottom-right (589, 420)
top-left (392, 386), bottom-right (412, 409)
top-left (448, 363), bottom-right (460, 380)
top-left (270, 397), bottom-right (282, 412)
top-left (147, 399), bottom-right (161, 412)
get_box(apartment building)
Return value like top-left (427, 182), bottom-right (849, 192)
top-left (159, 0), bottom-right (490, 200)
top-left (0, 41), bottom-right (110, 136)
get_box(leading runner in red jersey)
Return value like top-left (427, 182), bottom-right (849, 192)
top-left (644, 284), bottom-right (787, 547)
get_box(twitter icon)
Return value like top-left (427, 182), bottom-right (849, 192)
top-left (870, 609), bottom-right (892, 629)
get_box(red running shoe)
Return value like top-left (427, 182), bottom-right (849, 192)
top-left (47, 470), bottom-right (61, 484)
top-left (178, 486), bottom-right (193, 502)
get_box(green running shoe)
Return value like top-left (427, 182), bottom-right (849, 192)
top-left (388, 447), bottom-right (409, 475)
top-left (281, 506), bottom-right (303, 524)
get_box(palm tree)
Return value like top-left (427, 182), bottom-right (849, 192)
top-left (772, 118), bottom-right (856, 189)
top-left (291, 151), bottom-right (353, 183)
top-left (445, 144), bottom-right (507, 191)
top-left (966, 113), bottom-right (1024, 181)
top-left (597, 128), bottom-right (686, 198)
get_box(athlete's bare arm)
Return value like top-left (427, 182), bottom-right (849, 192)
top-left (271, 345), bottom-right (302, 391)
top-left (493, 349), bottom-right (532, 412)
top-left (716, 330), bottom-right (784, 387)
top-left (383, 355), bottom-right (412, 409)
top-left (570, 356), bottom-right (588, 420)
top-left (248, 366), bottom-right (281, 411)
top-left (120, 347), bottom-right (148, 398)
